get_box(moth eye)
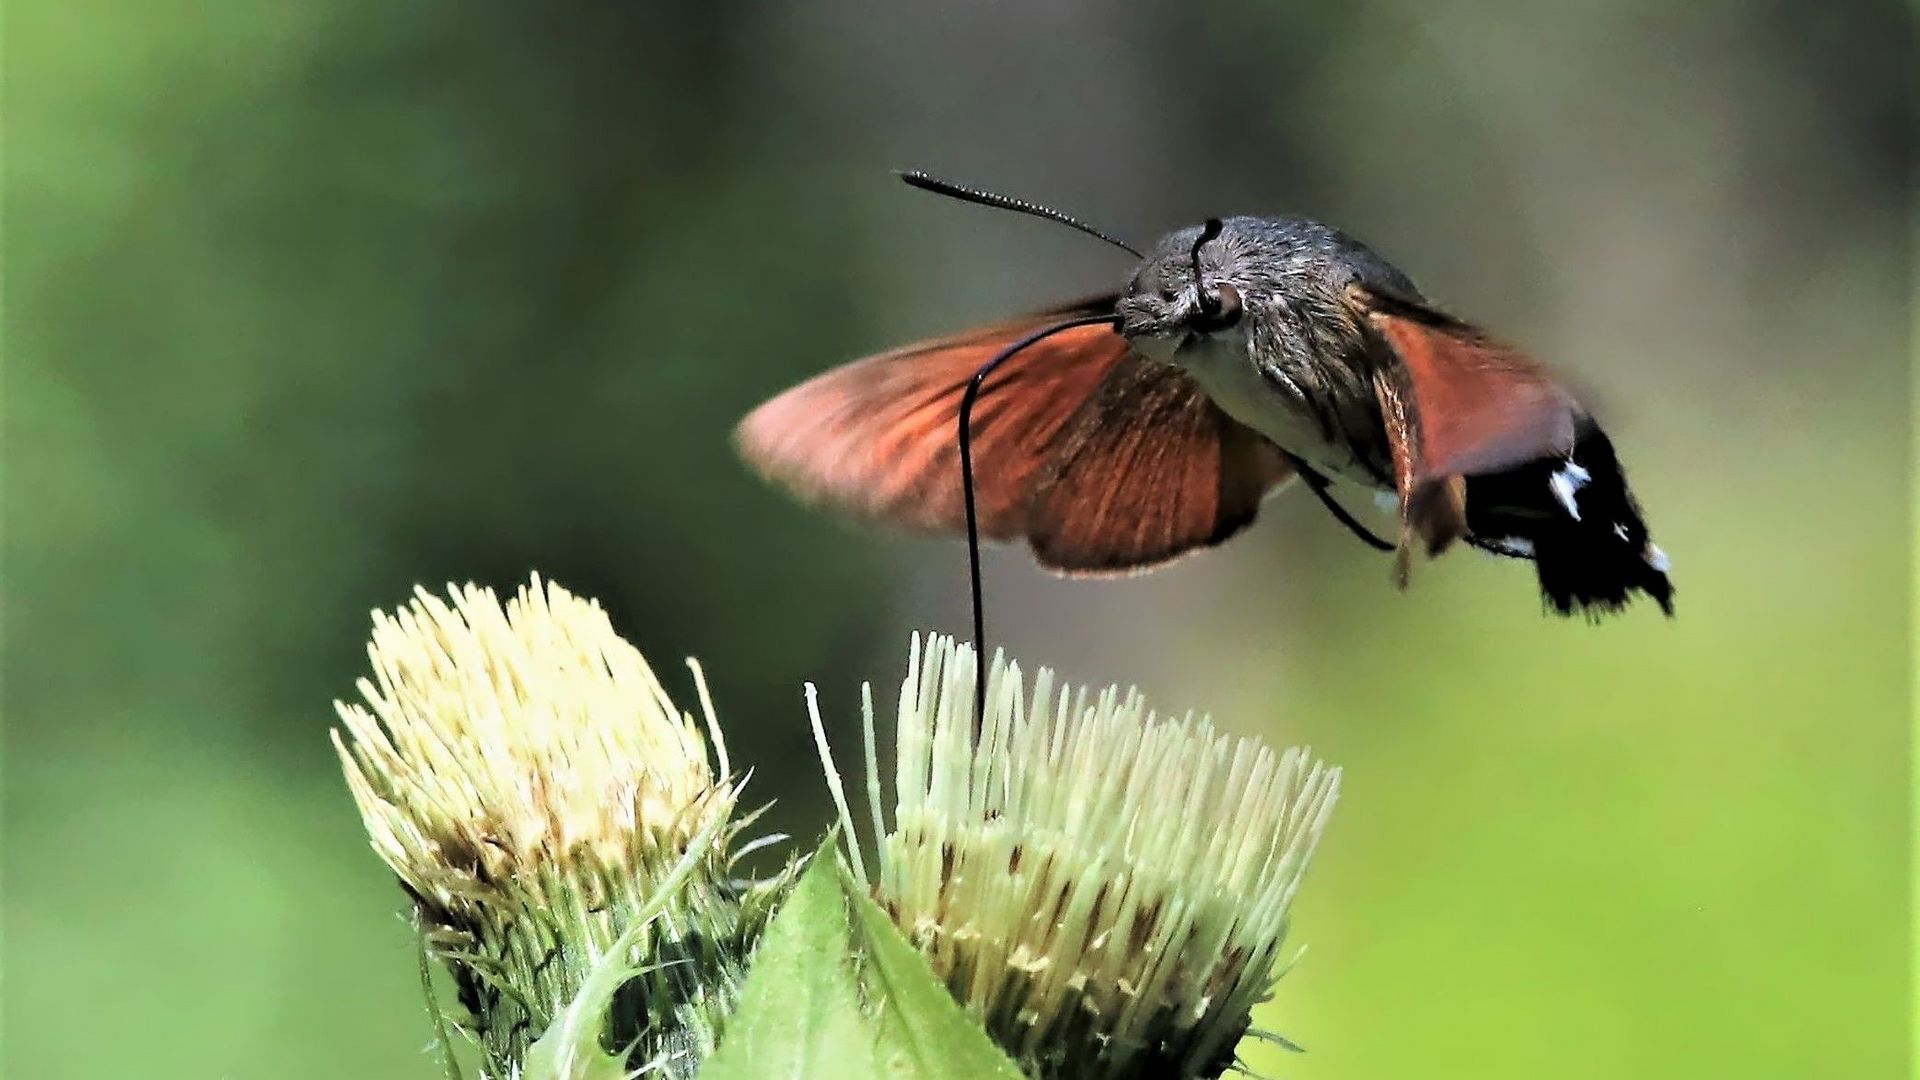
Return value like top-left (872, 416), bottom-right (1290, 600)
top-left (1191, 282), bottom-right (1243, 333)
top-left (1214, 282), bottom-right (1243, 324)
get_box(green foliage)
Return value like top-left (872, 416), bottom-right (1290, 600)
top-left (844, 879), bottom-right (1026, 1080)
top-left (704, 845), bottom-right (1022, 1080)
top-left (701, 846), bottom-right (880, 1079)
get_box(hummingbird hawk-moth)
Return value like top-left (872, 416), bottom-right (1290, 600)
top-left (736, 172), bottom-right (1672, 635)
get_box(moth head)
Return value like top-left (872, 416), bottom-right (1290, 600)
top-left (1117, 218), bottom-right (1249, 357)
top-left (1117, 216), bottom-right (1410, 365)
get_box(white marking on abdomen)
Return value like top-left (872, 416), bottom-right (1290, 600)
top-left (1548, 461), bottom-right (1590, 519)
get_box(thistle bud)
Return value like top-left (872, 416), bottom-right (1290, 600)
top-left (843, 634), bottom-right (1339, 1079)
top-left (333, 577), bottom-right (776, 1078)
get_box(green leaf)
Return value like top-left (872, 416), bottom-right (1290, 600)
top-left (704, 841), bottom-right (1025, 1080)
top-left (701, 844), bottom-right (880, 1079)
top-left (845, 874), bottom-right (1025, 1080)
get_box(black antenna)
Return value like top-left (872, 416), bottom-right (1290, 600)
top-left (957, 312), bottom-right (1121, 732)
top-left (1190, 217), bottom-right (1225, 315)
top-left (898, 170), bottom-right (1144, 259)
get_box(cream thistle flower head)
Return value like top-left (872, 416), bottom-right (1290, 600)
top-left (332, 577), bottom-right (780, 1078)
top-left (819, 634), bottom-right (1340, 1079)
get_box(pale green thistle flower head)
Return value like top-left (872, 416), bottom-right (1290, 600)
top-left (824, 633), bottom-right (1340, 1080)
top-left (332, 576), bottom-right (780, 1079)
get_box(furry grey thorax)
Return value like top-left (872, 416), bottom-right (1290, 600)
top-left (1116, 215), bottom-right (1417, 487)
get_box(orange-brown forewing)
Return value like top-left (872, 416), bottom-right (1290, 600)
top-left (737, 300), bottom-right (1294, 573)
top-left (734, 301), bottom-right (1129, 540)
top-left (1358, 290), bottom-right (1585, 481)
top-left (1027, 361), bottom-right (1293, 574)
top-left (1360, 289), bottom-right (1586, 575)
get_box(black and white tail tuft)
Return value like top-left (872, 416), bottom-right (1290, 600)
top-left (1464, 425), bottom-right (1673, 618)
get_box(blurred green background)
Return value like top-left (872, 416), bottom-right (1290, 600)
top-left (6, 2), bottom-right (1911, 1077)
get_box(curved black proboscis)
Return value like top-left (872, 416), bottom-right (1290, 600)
top-left (958, 314), bottom-right (1122, 733)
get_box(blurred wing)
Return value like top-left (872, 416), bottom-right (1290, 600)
top-left (1028, 360), bottom-right (1294, 574)
top-left (1356, 288), bottom-right (1586, 480)
top-left (734, 298), bottom-right (1130, 539)
top-left (1374, 366), bottom-right (1468, 564)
